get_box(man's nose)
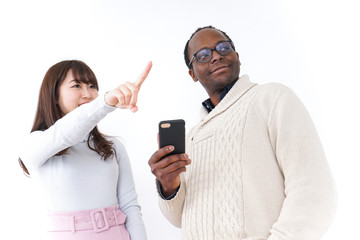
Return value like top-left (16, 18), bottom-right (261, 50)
top-left (210, 50), bottom-right (223, 64)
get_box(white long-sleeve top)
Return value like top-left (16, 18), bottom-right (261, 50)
top-left (19, 96), bottom-right (147, 239)
top-left (158, 75), bottom-right (336, 240)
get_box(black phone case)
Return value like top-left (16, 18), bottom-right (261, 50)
top-left (159, 119), bottom-right (185, 155)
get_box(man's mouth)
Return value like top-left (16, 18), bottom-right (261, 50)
top-left (210, 65), bottom-right (229, 74)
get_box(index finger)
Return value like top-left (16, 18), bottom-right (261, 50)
top-left (135, 61), bottom-right (152, 88)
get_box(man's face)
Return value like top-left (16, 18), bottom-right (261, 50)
top-left (188, 29), bottom-right (241, 97)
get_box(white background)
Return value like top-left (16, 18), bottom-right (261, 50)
top-left (0, 0), bottom-right (359, 239)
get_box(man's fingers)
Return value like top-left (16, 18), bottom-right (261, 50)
top-left (158, 154), bottom-right (190, 169)
top-left (149, 145), bottom-right (174, 165)
top-left (167, 166), bottom-right (187, 178)
top-left (150, 157), bottom-right (189, 179)
top-left (135, 61), bottom-right (152, 88)
top-left (162, 159), bottom-right (190, 173)
top-left (148, 146), bottom-right (191, 196)
top-left (149, 151), bottom-right (191, 177)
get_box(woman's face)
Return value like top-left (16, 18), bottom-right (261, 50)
top-left (58, 69), bottom-right (98, 115)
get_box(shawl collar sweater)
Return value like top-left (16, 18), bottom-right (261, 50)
top-left (158, 75), bottom-right (336, 240)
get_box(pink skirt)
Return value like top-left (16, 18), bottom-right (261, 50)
top-left (47, 205), bottom-right (130, 240)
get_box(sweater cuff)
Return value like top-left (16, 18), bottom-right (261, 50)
top-left (80, 94), bottom-right (116, 122)
top-left (97, 93), bottom-right (117, 112)
top-left (158, 180), bottom-right (185, 205)
top-left (156, 180), bottom-right (180, 200)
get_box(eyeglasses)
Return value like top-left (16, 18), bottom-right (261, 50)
top-left (188, 41), bottom-right (234, 67)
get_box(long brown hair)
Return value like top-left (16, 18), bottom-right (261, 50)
top-left (19, 60), bottom-right (114, 176)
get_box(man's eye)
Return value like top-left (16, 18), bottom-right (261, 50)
top-left (89, 85), bottom-right (96, 89)
top-left (198, 51), bottom-right (210, 61)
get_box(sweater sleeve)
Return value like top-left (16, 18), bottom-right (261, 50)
top-left (19, 95), bottom-right (115, 172)
top-left (113, 138), bottom-right (147, 240)
top-left (267, 86), bottom-right (336, 240)
top-left (157, 174), bottom-right (186, 228)
top-left (157, 126), bottom-right (195, 227)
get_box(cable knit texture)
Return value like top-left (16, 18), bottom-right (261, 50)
top-left (158, 75), bottom-right (336, 240)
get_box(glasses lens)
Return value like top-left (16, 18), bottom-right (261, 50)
top-left (216, 42), bottom-right (232, 56)
top-left (196, 49), bottom-right (212, 63)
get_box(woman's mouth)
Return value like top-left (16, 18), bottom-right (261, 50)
top-left (78, 102), bottom-right (89, 107)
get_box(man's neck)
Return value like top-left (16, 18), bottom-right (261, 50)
top-left (209, 93), bottom-right (221, 107)
top-left (202, 80), bottom-right (238, 113)
top-left (209, 80), bottom-right (237, 106)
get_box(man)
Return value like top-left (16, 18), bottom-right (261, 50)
top-left (148, 26), bottom-right (336, 240)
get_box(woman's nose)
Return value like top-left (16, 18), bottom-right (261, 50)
top-left (82, 87), bottom-right (92, 98)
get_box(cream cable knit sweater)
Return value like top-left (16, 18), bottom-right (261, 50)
top-left (158, 75), bottom-right (336, 240)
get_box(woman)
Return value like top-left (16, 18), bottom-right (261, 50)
top-left (19, 60), bottom-right (152, 240)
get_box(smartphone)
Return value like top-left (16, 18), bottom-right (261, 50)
top-left (159, 119), bottom-right (185, 156)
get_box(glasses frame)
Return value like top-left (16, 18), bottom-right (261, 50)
top-left (188, 40), bottom-right (234, 68)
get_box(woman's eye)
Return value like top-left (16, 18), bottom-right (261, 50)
top-left (72, 84), bottom-right (81, 88)
top-left (89, 85), bottom-right (96, 89)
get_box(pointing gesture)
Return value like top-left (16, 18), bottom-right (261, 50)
top-left (105, 61), bottom-right (152, 112)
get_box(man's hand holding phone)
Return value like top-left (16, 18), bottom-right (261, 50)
top-left (148, 146), bottom-right (191, 198)
top-left (148, 119), bottom-right (191, 198)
